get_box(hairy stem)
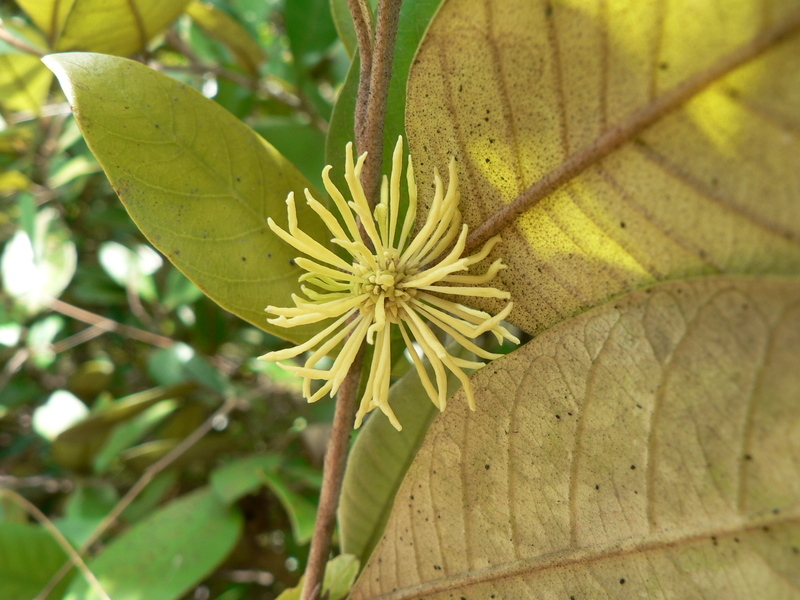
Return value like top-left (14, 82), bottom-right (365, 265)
top-left (348, 0), bottom-right (375, 152)
top-left (300, 347), bottom-right (365, 600)
top-left (464, 11), bottom-right (800, 254)
top-left (359, 0), bottom-right (404, 207)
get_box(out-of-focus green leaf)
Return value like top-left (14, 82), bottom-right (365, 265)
top-left (44, 52), bottom-right (333, 344)
top-left (121, 471), bottom-right (178, 523)
top-left (17, 192), bottom-right (36, 242)
top-left (186, 1), bottom-right (265, 76)
top-left (51, 383), bottom-right (196, 471)
top-left (1, 207), bottom-right (77, 314)
top-left (162, 267), bottom-right (204, 310)
top-left (54, 484), bottom-right (118, 547)
top-left (16, 0), bottom-right (192, 56)
top-left (148, 342), bottom-right (230, 393)
top-left (276, 553), bottom-right (360, 600)
top-left (26, 314), bottom-right (64, 366)
top-left (210, 453), bottom-right (281, 504)
top-left (49, 154), bottom-right (102, 188)
top-left (93, 399), bottom-right (179, 474)
top-left (120, 435), bottom-right (236, 472)
top-left (68, 358), bottom-right (115, 401)
top-left (0, 521), bottom-right (74, 600)
top-left (63, 487), bottom-right (242, 600)
top-left (262, 470), bottom-right (317, 545)
top-left (285, 0), bottom-right (338, 70)
top-left (338, 344), bottom-right (472, 563)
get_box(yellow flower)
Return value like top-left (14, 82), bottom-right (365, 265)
top-left (259, 137), bottom-right (519, 430)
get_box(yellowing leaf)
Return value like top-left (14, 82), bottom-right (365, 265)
top-left (44, 53), bottom-right (333, 343)
top-left (351, 277), bottom-right (800, 599)
top-left (16, 0), bottom-right (191, 55)
top-left (186, 1), bottom-right (265, 77)
top-left (405, 0), bottom-right (800, 336)
top-left (0, 21), bottom-right (52, 114)
top-left (14, 0), bottom-right (75, 46)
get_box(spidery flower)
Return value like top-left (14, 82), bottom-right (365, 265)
top-left (260, 137), bottom-right (519, 430)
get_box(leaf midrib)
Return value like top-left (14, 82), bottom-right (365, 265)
top-left (363, 505), bottom-right (800, 600)
top-left (463, 10), bottom-right (800, 255)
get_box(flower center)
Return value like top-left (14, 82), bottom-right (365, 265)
top-left (353, 253), bottom-right (417, 323)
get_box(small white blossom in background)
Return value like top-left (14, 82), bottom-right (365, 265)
top-left (260, 137), bottom-right (519, 430)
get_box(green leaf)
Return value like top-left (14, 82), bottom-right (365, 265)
top-left (93, 399), bottom-right (179, 474)
top-left (210, 453), bottom-right (281, 505)
top-left (284, 0), bottom-right (338, 70)
top-left (277, 553), bottom-right (360, 600)
top-left (324, 52), bottom-right (359, 194)
top-left (51, 383), bottom-right (196, 471)
top-left (44, 52), bottom-right (334, 344)
top-left (161, 267), bottom-right (204, 310)
top-left (261, 469), bottom-right (318, 545)
top-left (64, 486), bottom-right (242, 600)
top-left (0, 521), bottom-right (73, 600)
top-left (405, 0), bottom-right (800, 336)
top-left (121, 471), bottom-right (178, 523)
top-left (49, 154), bottom-right (102, 188)
top-left (351, 277), bottom-right (800, 599)
top-left (148, 342), bottom-right (230, 393)
top-left (55, 484), bottom-right (119, 547)
top-left (338, 344), bottom-right (472, 563)
top-left (16, 0), bottom-right (193, 55)
top-left (186, 0), bottom-right (266, 76)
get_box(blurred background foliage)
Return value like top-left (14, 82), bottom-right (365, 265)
top-left (0, 0), bottom-right (356, 598)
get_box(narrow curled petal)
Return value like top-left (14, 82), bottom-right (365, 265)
top-left (260, 137), bottom-right (518, 431)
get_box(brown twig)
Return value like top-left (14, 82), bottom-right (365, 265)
top-left (358, 0), bottom-right (404, 207)
top-left (34, 394), bottom-right (245, 600)
top-left (464, 10), bottom-right (800, 254)
top-left (0, 475), bottom-right (73, 493)
top-left (47, 297), bottom-right (174, 349)
top-left (300, 347), bottom-right (364, 600)
top-left (0, 23), bottom-right (45, 56)
top-left (0, 347), bottom-right (29, 395)
top-left (50, 324), bottom-right (108, 354)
